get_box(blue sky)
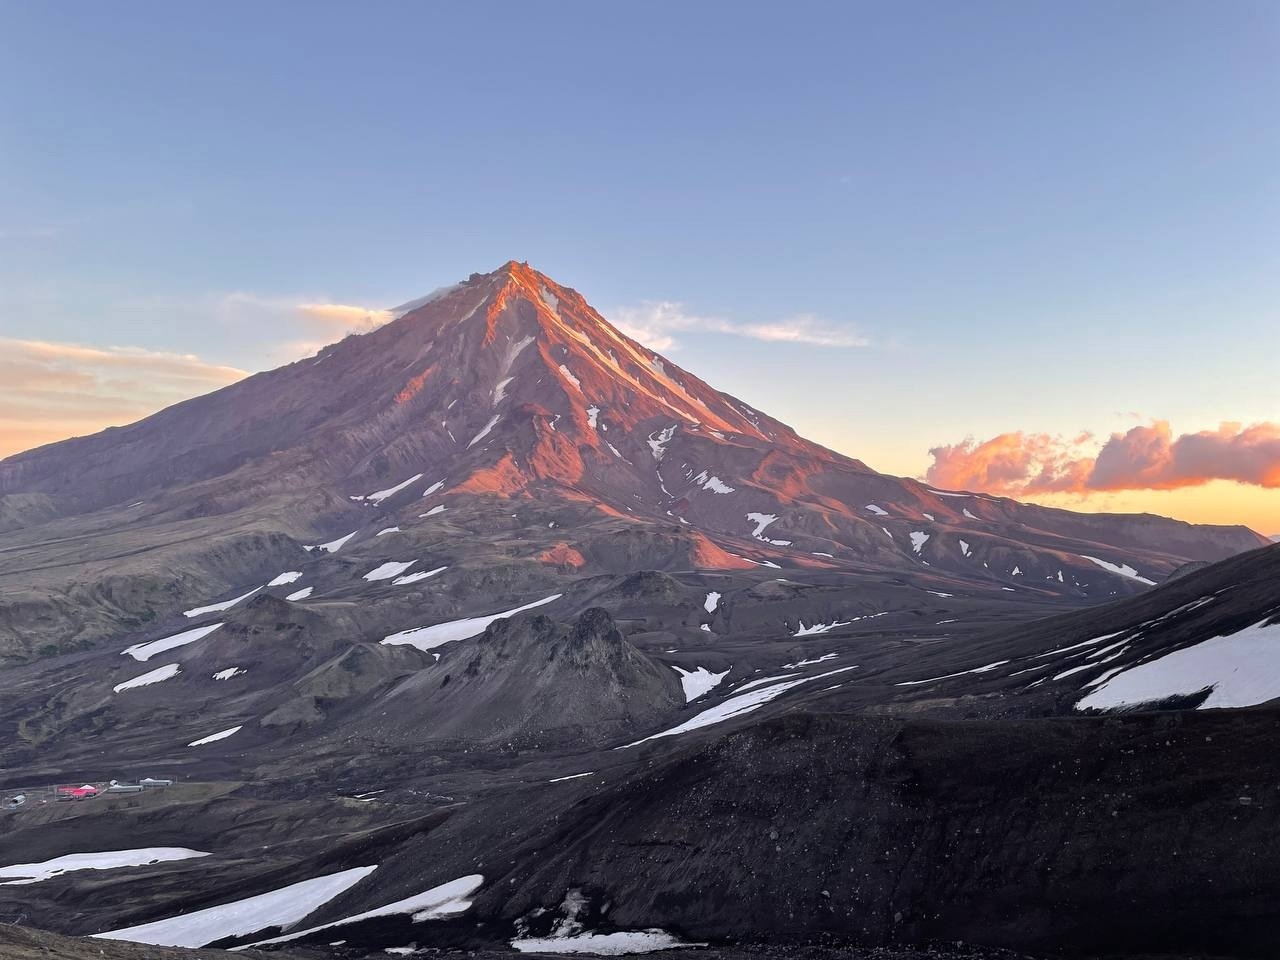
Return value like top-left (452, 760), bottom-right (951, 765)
top-left (2, 1), bottom-right (1277, 527)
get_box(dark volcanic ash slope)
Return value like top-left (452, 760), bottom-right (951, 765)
top-left (375, 608), bottom-right (684, 748)
top-left (858, 541), bottom-right (1280, 718)
top-left (0, 261), bottom-right (1265, 660)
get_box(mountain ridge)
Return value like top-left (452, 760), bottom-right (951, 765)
top-left (0, 261), bottom-right (1266, 661)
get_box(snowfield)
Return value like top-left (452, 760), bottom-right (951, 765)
top-left (247, 874), bottom-right (484, 947)
top-left (96, 865), bottom-right (378, 947)
top-left (1076, 617), bottom-right (1280, 711)
top-left (0, 848), bottom-right (209, 886)
top-left (382, 595), bottom-right (562, 651)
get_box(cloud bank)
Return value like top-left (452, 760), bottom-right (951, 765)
top-left (925, 421), bottom-right (1280, 496)
top-left (609, 301), bottom-right (867, 351)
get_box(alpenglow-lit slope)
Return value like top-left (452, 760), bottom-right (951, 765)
top-left (0, 262), bottom-right (1267, 658)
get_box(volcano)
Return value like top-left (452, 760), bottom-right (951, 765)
top-left (0, 261), bottom-right (1263, 661)
top-left (0, 262), bottom-right (1277, 959)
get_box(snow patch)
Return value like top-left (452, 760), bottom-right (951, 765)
top-left (647, 424), bottom-right (677, 460)
top-left (1, 848), bottom-right (209, 886)
top-left (123, 624), bottom-right (223, 662)
top-left (247, 874), bottom-right (484, 948)
top-left (468, 415), bottom-right (501, 448)
top-left (1076, 618), bottom-right (1280, 711)
top-left (623, 666), bottom-right (857, 746)
top-left (363, 560), bottom-right (417, 582)
top-left (746, 512), bottom-right (791, 546)
top-left (286, 587), bottom-right (313, 601)
top-left (493, 376), bottom-right (514, 405)
top-left (267, 571), bottom-right (303, 586)
top-left (558, 365), bottom-right (582, 390)
top-left (704, 591), bottom-right (721, 613)
top-left (96, 866), bottom-right (378, 948)
top-left (113, 663), bottom-right (181, 693)
top-left (183, 588), bottom-right (260, 618)
top-left (865, 503), bottom-right (888, 516)
top-left (896, 660), bottom-right (1010, 686)
top-left (382, 595), bottom-right (562, 652)
top-left (394, 566), bottom-right (447, 585)
top-left (188, 725), bottom-right (242, 747)
top-left (361, 473), bottom-right (424, 506)
top-left (308, 531), bottom-right (357, 554)
top-left (1079, 555), bottom-right (1156, 586)
top-left (513, 930), bottom-right (693, 955)
top-left (671, 665), bottom-right (730, 702)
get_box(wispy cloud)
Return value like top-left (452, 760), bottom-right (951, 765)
top-left (199, 292), bottom-right (396, 360)
top-left (0, 338), bottom-right (248, 458)
top-left (608, 300), bottom-right (867, 351)
top-left (925, 421), bottom-right (1280, 496)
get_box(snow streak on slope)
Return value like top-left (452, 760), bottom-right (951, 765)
top-left (188, 725), bottom-right (243, 746)
top-left (381, 595), bottom-right (562, 651)
top-left (1079, 555), bottom-right (1157, 586)
top-left (248, 874), bottom-right (484, 947)
top-left (114, 663), bottom-right (181, 692)
top-left (183, 588), bottom-right (260, 618)
top-left (0, 848), bottom-right (209, 886)
top-left (122, 623), bottom-right (223, 662)
top-left (1076, 618), bottom-right (1280, 711)
top-left (96, 866), bottom-right (378, 947)
top-left (624, 666), bottom-right (856, 746)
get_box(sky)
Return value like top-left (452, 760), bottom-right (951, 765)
top-left (2, 1), bottom-right (1277, 532)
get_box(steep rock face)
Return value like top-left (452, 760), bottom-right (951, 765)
top-left (379, 609), bottom-right (684, 747)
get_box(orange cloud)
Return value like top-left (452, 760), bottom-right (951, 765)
top-left (925, 421), bottom-right (1280, 497)
top-left (0, 338), bottom-right (247, 458)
